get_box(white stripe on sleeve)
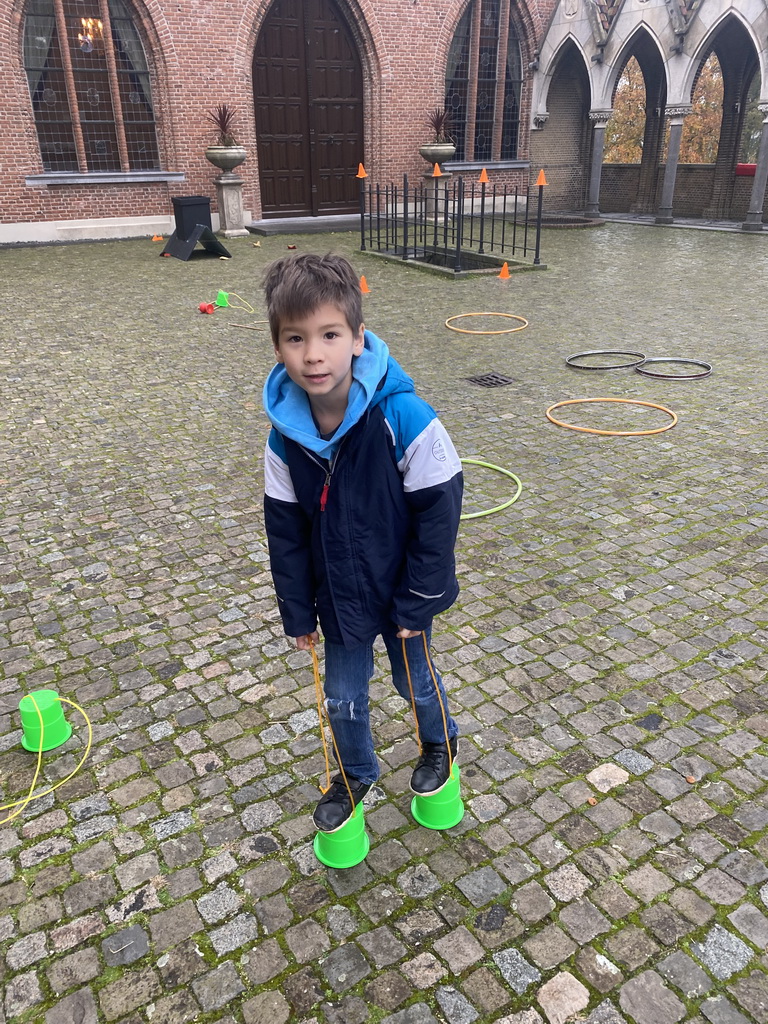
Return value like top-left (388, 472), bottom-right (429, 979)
top-left (397, 419), bottom-right (462, 493)
top-left (264, 442), bottom-right (298, 502)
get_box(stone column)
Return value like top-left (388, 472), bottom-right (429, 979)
top-left (742, 104), bottom-right (768, 232)
top-left (655, 106), bottom-right (691, 224)
top-left (215, 173), bottom-right (249, 237)
top-left (585, 111), bottom-right (612, 217)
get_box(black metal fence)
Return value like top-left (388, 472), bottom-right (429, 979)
top-left (359, 173), bottom-right (545, 272)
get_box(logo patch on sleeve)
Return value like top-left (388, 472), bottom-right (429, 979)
top-left (431, 439), bottom-right (447, 462)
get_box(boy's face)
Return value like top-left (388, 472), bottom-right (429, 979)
top-left (274, 302), bottom-right (365, 409)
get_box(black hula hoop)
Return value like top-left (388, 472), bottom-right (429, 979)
top-left (635, 357), bottom-right (713, 380)
top-left (565, 349), bottom-right (646, 370)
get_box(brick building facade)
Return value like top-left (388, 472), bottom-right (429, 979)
top-left (1, 0), bottom-right (766, 244)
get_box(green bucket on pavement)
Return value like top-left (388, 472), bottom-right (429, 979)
top-left (19, 690), bottom-right (72, 752)
top-left (313, 802), bottom-right (370, 869)
top-left (411, 763), bottom-right (464, 830)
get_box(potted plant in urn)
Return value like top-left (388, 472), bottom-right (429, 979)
top-left (419, 107), bottom-right (456, 170)
top-left (205, 104), bottom-right (247, 174)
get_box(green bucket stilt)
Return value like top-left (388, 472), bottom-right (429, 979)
top-left (411, 763), bottom-right (464, 830)
top-left (215, 289), bottom-right (230, 307)
top-left (313, 802), bottom-right (370, 869)
top-left (19, 690), bottom-right (72, 752)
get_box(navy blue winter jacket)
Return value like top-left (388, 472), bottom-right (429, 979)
top-left (263, 330), bottom-right (463, 648)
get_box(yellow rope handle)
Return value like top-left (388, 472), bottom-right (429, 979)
top-left (310, 640), bottom-right (356, 812)
top-left (401, 633), bottom-right (453, 776)
top-left (402, 636), bottom-right (423, 756)
top-left (422, 631), bottom-right (453, 777)
top-left (0, 697), bottom-right (93, 825)
top-left (311, 642), bottom-right (334, 795)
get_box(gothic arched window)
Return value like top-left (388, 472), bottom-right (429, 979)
top-left (24, 0), bottom-right (160, 172)
top-left (445, 0), bottom-right (523, 162)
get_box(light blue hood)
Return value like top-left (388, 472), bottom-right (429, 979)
top-left (263, 330), bottom-right (414, 460)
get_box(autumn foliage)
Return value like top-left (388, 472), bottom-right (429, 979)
top-left (604, 54), bottom-right (730, 165)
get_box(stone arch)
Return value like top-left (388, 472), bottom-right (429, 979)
top-left (681, 8), bottom-right (764, 104)
top-left (530, 38), bottom-right (592, 210)
top-left (536, 33), bottom-right (592, 119)
top-left (680, 13), bottom-right (761, 217)
top-left (600, 26), bottom-right (668, 213)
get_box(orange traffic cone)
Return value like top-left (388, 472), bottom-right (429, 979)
top-left (478, 168), bottom-right (489, 184)
top-left (536, 169), bottom-right (548, 187)
top-left (498, 262), bottom-right (510, 279)
top-left (356, 163), bottom-right (368, 178)
top-left (360, 275), bottom-right (370, 294)
top-left (432, 163), bottom-right (443, 177)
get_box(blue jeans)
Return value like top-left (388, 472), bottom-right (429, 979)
top-left (322, 626), bottom-right (459, 785)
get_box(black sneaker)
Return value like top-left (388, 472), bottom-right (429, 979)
top-left (313, 774), bottom-right (371, 833)
top-left (410, 737), bottom-right (459, 796)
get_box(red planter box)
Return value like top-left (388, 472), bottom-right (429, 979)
top-left (735, 163), bottom-right (756, 176)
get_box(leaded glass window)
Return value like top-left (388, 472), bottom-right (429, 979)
top-left (24, 0), bottom-right (160, 172)
top-left (445, 0), bottom-right (523, 162)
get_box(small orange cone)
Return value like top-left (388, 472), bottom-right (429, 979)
top-left (360, 275), bottom-right (370, 294)
top-left (356, 163), bottom-right (368, 178)
top-left (432, 163), bottom-right (443, 177)
top-left (498, 262), bottom-right (510, 279)
top-left (478, 168), bottom-right (489, 184)
top-left (152, 234), bottom-right (163, 241)
top-left (536, 169), bottom-right (548, 187)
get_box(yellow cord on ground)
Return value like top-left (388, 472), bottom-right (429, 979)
top-left (0, 696), bottom-right (93, 826)
top-left (460, 458), bottom-right (523, 519)
top-left (445, 312), bottom-right (528, 334)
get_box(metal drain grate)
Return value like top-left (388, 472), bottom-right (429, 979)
top-left (466, 372), bottom-right (514, 388)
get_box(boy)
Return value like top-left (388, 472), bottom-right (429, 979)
top-left (262, 253), bottom-right (462, 832)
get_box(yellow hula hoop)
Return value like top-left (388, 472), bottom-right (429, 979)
top-left (545, 397), bottom-right (678, 437)
top-left (460, 458), bottom-right (523, 519)
top-left (445, 312), bottom-right (529, 335)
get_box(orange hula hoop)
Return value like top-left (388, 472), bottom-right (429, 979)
top-left (545, 397), bottom-right (678, 436)
top-left (445, 312), bottom-right (529, 335)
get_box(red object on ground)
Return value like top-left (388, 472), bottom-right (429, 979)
top-left (199, 302), bottom-right (215, 314)
top-left (735, 163), bottom-right (756, 176)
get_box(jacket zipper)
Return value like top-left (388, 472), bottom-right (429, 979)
top-left (301, 441), bottom-right (345, 512)
top-left (320, 472), bottom-right (331, 511)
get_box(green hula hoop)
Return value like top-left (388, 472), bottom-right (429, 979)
top-left (460, 458), bottom-right (523, 520)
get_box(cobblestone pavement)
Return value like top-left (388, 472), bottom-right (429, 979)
top-left (1, 223), bottom-right (767, 1024)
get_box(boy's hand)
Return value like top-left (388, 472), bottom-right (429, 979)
top-left (396, 626), bottom-right (422, 639)
top-left (295, 632), bottom-right (320, 650)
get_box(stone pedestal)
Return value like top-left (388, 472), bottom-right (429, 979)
top-left (424, 171), bottom-right (452, 221)
top-left (215, 173), bottom-right (249, 237)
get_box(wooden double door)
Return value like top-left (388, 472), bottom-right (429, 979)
top-left (254, 0), bottom-right (364, 217)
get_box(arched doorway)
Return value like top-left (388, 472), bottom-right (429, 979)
top-left (253, 0), bottom-right (364, 218)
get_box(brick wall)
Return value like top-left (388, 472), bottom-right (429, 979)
top-left (0, 0), bottom-right (552, 240)
top-left (600, 164), bottom-right (764, 221)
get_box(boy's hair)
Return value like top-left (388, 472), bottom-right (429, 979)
top-left (263, 253), bottom-right (363, 344)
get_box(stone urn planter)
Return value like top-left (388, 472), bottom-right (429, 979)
top-left (204, 105), bottom-right (246, 176)
top-left (204, 145), bottom-right (247, 176)
top-left (419, 142), bottom-right (456, 171)
top-left (419, 108), bottom-right (456, 172)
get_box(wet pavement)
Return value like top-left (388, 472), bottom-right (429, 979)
top-left (1, 222), bottom-right (767, 1024)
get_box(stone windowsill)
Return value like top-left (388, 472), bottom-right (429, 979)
top-left (443, 160), bottom-right (530, 172)
top-left (26, 171), bottom-right (186, 187)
